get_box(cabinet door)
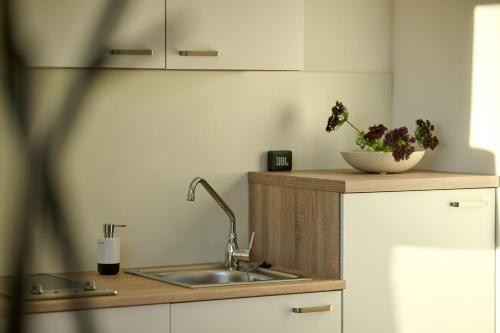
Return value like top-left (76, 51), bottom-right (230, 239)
top-left (11, 0), bottom-right (165, 68)
top-left (342, 189), bottom-right (495, 333)
top-left (171, 291), bottom-right (341, 333)
top-left (166, 0), bottom-right (304, 70)
top-left (0, 304), bottom-right (171, 333)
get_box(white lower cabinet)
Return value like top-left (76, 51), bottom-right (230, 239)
top-left (1, 292), bottom-right (340, 333)
top-left (171, 291), bottom-right (341, 333)
top-left (342, 188), bottom-right (496, 333)
top-left (19, 304), bottom-right (170, 333)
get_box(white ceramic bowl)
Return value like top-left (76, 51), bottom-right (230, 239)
top-left (341, 150), bottom-right (425, 174)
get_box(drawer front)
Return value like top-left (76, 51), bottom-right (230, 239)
top-left (171, 291), bottom-right (341, 333)
top-left (0, 304), bottom-right (170, 333)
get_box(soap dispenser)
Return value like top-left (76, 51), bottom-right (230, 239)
top-left (97, 224), bottom-right (126, 275)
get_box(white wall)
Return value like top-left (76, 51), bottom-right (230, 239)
top-left (305, 0), bottom-right (392, 72)
top-left (393, 1), bottom-right (500, 330)
top-left (393, 0), bottom-right (500, 175)
top-left (0, 0), bottom-right (393, 274)
top-left (0, 71), bottom-right (391, 274)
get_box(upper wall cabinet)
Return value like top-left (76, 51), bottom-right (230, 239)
top-left (8, 0), bottom-right (391, 71)
top-left (166, 0), bottom-right (304, 70)
top-left (11, 0), bottom-right (166, 68)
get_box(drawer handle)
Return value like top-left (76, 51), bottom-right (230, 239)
top-left (110, 49), bottom-right (154, 56)
top-left (292, 305), bottom-right (333, 314)
top-left (179, 50), bottom-right (220, 57)
top-left (450, 201), bottom-right (488, 208)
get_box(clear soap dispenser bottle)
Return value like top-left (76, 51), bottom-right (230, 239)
top-left (98, 224), bottom-right (126, 275)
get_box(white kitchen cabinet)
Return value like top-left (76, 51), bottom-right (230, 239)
top-left (249, 171), bottom-right (498, 333)
top-left (171, 291), bottom-right (341, 333)
top-left (0, 292), bottom-right (339, 333)
top-left (166, 0), bottom-right (304, 70)
top-left (12, 0), bottom-right (303, 70)
top-left (342, 188), bottom-right (495, 333)
top-left (11, 0), bottom-right (165, 68)
top-left (12, 304), bottom-right (170, 333)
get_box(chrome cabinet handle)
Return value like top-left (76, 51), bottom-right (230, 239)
top-left (110, 49), bottom-right (154, 56)
top-left (292, 305), bottom-right (333, 314)
top-left (450, 201), bottom-right (488, 208)
top-left (179, 50), bottom-right (219, 57)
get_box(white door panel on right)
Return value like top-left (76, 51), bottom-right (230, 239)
top-left (342, 188), bottom-right (495, 333)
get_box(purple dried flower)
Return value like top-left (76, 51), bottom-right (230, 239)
top-left (415, 119), bottom-right (439, 150)
top-left (364, 124), bottom-right (388, 143)
top-left (326, 101), bottom-right (348, 132)
top-left (383, 127), bottom-right (416, 161)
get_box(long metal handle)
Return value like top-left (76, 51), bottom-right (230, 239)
top-left (179, 50), bottom-right (219, 57)
top-left (292, 305), bottom-right (333, 314)
top-left (450, 201), bottom-right (488, 208)
top-left (110, 49), bottom-right (154, 56)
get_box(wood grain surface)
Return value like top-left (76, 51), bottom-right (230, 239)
top-left (249, 169), bottom-right (500, 193)
top-left (0, 269), bottom-right (345, 316)
top-left (248, 169), bottom-right (499, 279)
top-left (250, 184), bottom-right (340, 278)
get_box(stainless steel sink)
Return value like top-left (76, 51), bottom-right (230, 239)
top-left (126, 263), bottom-right (310, 288)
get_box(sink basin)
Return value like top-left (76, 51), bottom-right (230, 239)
top-left (126, 263), bottom-right (310, 288)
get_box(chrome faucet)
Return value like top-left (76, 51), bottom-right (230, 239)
top-left (187, 177), bottom-right (253, 270)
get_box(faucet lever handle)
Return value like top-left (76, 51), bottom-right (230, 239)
top-left (248, 231), bottom-right (255, 251)
top-left (233, 232), bottom-right (256, 263)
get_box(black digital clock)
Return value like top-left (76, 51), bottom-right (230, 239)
top-left (267, 151), bottom-right (292, 171)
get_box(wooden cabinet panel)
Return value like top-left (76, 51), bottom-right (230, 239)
top-left (342, 189), bottom-right (495, 333)
top-left (250, 183), bottom-right (340, 278)
top-left (11, 0), bottom-right (165, 68)
top-left (171, 291), bottom-right (341, 333)
top-left (166, 0), bottom-right (304, 70)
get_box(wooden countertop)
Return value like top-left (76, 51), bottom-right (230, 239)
top-left (249, 169), bottom-right (499, 193)
top-left (0, 269), bottom-right (345, 315)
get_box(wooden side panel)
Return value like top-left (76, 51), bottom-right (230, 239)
top-left (250, 184), bottom-right (340, 278)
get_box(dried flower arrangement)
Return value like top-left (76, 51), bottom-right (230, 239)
top-left (326, 101), bottom-right (439, 161)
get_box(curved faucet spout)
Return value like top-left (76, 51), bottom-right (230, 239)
top-left (187, 177), bottom-right (236, 228)
top-left (187, 177), bottom-right (239, 269)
